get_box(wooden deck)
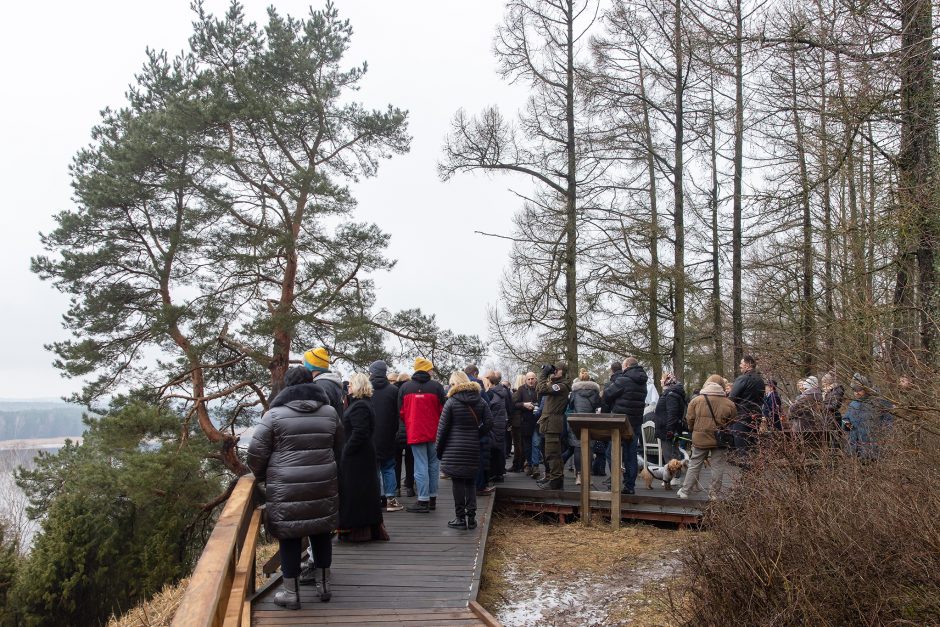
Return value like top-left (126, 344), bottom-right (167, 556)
top-left (494, 466), bottom-right (710, 525)
top-left (251, 489), bottom-right (497, 626)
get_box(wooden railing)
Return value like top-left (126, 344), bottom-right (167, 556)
top-left (172, 474), bottom-right (262, 627)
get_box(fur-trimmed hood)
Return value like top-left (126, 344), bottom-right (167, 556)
top-left (571, 379), bottom-right (601, 393)
top-left (448, 380), bottom-right (482, 398)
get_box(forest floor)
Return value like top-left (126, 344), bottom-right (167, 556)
top-left (478, 512), bottom-right (692, 626)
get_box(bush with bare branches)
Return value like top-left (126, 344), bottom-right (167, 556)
top-left (672, 428), bottom-right (940, 625)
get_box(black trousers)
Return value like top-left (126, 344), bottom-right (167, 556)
top-left (451, 477), bottom-right (477, 518)
top-left (395, 444), bottom-right (415, 490)
top-left (490, 445), bottom-right (506, 478)
top-left (511, 426), bottom-right (525, 470)
top-left (279, 532), bottom-right (332, 578)
top-left (521, 418), bottom-right (536, 465)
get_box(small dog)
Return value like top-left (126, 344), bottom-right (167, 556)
top-left (640, 458), bottom-right (687, 490)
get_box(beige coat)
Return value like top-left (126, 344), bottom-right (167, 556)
top-left (687, 382), bottom-right (736, 449)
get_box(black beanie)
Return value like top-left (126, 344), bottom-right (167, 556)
top-left (284, 366), bottom-right (313, 387)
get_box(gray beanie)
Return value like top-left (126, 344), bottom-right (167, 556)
top-left (369, 360), bottom-right (388, 379)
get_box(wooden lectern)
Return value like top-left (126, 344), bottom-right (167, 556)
top-left (567, 413), bottom-right (631, 529)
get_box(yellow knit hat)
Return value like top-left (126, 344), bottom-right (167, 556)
top-left (303, 347), bottom-right (330, 372)
top-left (413, 357), bottom-right (433, 373)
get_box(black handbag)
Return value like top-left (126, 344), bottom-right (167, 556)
top-left (704, 395), bottom-right (735, 448)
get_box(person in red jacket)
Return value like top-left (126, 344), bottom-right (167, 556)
top-left (398, 357), bottom-right (447, 513)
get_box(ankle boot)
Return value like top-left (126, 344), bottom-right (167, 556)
top-left (319, 568), bottom-right (331, 602)
top-left (466, 513), bottom-right (477, 530)
top-left (274, 576), bottom-right (301, 610)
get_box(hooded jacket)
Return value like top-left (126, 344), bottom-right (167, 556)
top-left (247, 383), bottom-right (344, 539)
top-left (370, 376), bottom-right (399, 461)
top-left (686, 382), bottom-right (736, 450)
top-left (654, 383), bottom-right (688, 440)
top-left (313, 370), bottom-right (345, 420)
top-left (398, 371), bottom-right (447, 444)
top-left (435, 381), bottom-right (494, 479)
top-left (603, 365), bottom-right (649, 427)
top-left (570, 380), bottom-right (602, 414)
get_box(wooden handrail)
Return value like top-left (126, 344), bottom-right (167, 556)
top-left (172, 474), bottom-right (259, 627)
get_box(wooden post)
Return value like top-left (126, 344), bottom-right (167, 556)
top-left (611, 427), bottom-right (622, 530)
top-left (580, 426), bottom-right (591, 525)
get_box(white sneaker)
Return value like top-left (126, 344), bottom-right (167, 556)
top-left (676, 489), bottom-right (690, 499)
top-left (386, 497), bottom-right (404, 512)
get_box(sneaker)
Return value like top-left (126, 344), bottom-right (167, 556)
top-left (385, 497), bottom-right (404, 512)
top-left (477, 486), bottom-right (495, 496)
top-left (299, 561), bottom-right (318, 587)
top-left (575, 473), bottom-right (581, 486)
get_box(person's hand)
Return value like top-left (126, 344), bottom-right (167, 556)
top-left (525, 402), bottom-right (534, 410)
top-left (666, 431), bottom-right (674, 440)
top-left (541, 364), bottom-right (556, 377)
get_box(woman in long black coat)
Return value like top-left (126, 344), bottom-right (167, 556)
top-left (338, 372), bottom-right (389, 543)
top-left (436, 371), bottom-right (493, 530)
top-left (247, 367), bottom-right (344, 609)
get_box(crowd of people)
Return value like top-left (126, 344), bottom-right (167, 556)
top-left (246, 347), bottom-right (896, 611)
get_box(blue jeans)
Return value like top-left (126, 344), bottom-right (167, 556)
top-left (411, 442), bottom-right (439, 502)
top-left (378, 457), bottom-right (397, 498)
top-left (606, 430), bottom-right (641, 490)
top-left (530, 430), bottom-right (543, 467)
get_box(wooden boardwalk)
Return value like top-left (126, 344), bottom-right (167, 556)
top-left (251, 488), bottom-right (497, 626)
top-left (494, 466), bottom-right (710, 525)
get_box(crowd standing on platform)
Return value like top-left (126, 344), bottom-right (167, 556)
top-left (246, 346), bottom-right (897, 610)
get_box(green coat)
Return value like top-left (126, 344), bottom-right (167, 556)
top-left (537, 374), bottom-right (571, 434)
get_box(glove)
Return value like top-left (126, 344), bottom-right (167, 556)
top-left (541, 364), bottom-right (556, 377)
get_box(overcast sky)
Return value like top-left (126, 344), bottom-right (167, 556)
top-left (0, 0), bottom-right (534, 399)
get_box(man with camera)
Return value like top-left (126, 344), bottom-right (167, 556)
top-left (536, 362), bottom-right (570, 490)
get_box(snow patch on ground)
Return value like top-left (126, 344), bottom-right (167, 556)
top-left (493, 554), bottom-right (681, 626)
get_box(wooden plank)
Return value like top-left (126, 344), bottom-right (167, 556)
top-left (174, 475), bottom-right (256, 627)
top-left (469, 600), bottom-right (502, 627)
top-left (579, 428), bottom-right (591, 525)
top-left (611, 427), bottom-right (621, 530)
top-left (468, 492), bottom-right (495, 602)
top-left (224, 507), bottom-right (261, 627)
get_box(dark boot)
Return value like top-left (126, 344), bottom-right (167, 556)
top-left (406, 500), bottom-right (430, 513)
top-left (447, 516), bottom-right (467, 529)
top-left (274, 577), bottom-right (301, 610)
top-left (319, 568), bottom-right (331, 602)
top-left (429, 496), bottom-right (437, 510)
top-left (466, 513), bottom-right (477, 530)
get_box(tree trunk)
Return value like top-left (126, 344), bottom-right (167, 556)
top-left (638, 54), bottom-right (663, 387)
top-left (898, 0), bottom-right (938, 366)
top-left (789, 47), bottom-right (815, 376)
top-left (672, 0), bottom-right (686, 381)
top-left (708, 66), bottom-right (725, 377)
top-left (731, 0), bottom-right (745, 366)
top-left (564, 0), bottom-right (579, 371)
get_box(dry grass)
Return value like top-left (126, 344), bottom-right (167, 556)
top-left (107, 541), bottom-right (280, 627)
top-left (480, 512), bottom-right (692, 625)
top-left (107, 579), bottom-right (189, 627)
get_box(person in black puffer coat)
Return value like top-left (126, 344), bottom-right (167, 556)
top-left (436, 371), bottom-right (493, 530)
top-left (654, 372), bottom-right (688, 463)
top-left (338, 373), bottom-right (389, 543)
top-left (568, 369), bottom-right (602, 484)
top-left (602, 357), bottom-right (648, 494)
top-left (485, 371), bottom-right (513, 483)
top-left (247, 367), bottom-right (344, 610)
top-left (369, 361), bottom-right (404, 512)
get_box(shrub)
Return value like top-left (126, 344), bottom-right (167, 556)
top-left (672, 431), bottom-right (940, 626)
